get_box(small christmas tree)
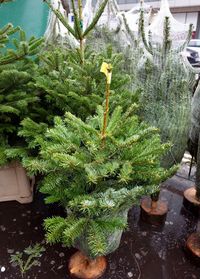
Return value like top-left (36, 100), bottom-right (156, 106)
top-left (23, 62), bottom-right (174, 260)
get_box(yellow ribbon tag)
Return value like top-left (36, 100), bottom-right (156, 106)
top-left (100, 62), bottom-right (112, 84)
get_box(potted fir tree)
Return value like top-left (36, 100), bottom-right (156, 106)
top-left (23, 62), bottom-right (173, 279)
top-left (0, 23), bottom-right (43, 203)
top-left (136, 11), bottom-right (192, 224)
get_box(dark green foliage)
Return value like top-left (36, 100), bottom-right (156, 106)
top-left (19, 45), bottom-right (139, 157)
top-left (0, 2), bottom-right (179, 258)
top-left (0, 24), bottom-right (43, 165)
top-left (0, 24), bottom-right (19, 49)
top-left (0, 25), bottom-right (43, 66)
top-left (37, 45), bottom-right (136, 118)
top-left (44, 187), bottom-right (149, 257)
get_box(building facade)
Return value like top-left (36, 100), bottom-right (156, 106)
top-left (117, 0), bottom-right (200, 38)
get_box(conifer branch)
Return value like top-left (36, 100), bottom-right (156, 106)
top-left (162, 17), bottom-right (172, 64)
top-left (139, 9), bottom-right (153, 55)
top-left (71, 0), bottom-right (82, 40)
top-left (177, 23), bottom-right (193, 53)
top-left (43, 0), bottom-right (77, 38)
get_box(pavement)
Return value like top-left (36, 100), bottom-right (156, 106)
top-left (0, 153), bottom-right (200, 279)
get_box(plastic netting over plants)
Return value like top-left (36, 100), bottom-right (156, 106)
top-left (95, 0), bottom-right (120, 31)
top-left (83, 0), bottom-right (93, 30)
top-left (44, 0), bottom-right (149, 49)
top-left (45, 0), bottom-right (78, 47)
top-left (120, 2), bottom-right (151, 33)
top-left (87, 0), bottom-right (139, 49)
top-left (137, 50), bottom-right (193, 168)
top-left (146, 0), bottom-right (192, 49)
top-left (135, 1), bottom-right (195, 168)
top-left (75, 209), bottom-right (128, 258)
top-left (92, 1), bottom-right (152, 47)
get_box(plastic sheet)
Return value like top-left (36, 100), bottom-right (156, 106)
top-left (74, 209), bottom-right (128, 258)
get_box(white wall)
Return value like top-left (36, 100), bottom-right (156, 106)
top-left (118, 0), bottom-right (200, 11)
top-left (173, 12), bottom-right (198, 29)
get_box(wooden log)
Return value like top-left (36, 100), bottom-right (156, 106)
top-left (69, 251), bottom-right (107, 279)
top-left (183, 187), bottom-right (200, 216)
top-left (186, 232), bottom-right (200, 264)
top-left (140, 197), bottom-right (168, 226)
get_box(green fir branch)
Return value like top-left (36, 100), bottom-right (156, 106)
top-left (43, 0), bottom-right (77, 38)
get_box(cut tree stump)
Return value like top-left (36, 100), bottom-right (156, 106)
top-left (69, 251), bottom-right (107, 279)
top-left (186, 232), bottom-right (200, 264)
top-left (140, 197), bottom-right (168, 226)
top-left (183, 187), bottom-right (200, 216)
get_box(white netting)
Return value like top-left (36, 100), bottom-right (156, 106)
top-left (146, 0), bottom-right (191, 49)
top-left (83, 0), bottom-right (93, 31)
top-left (95, 0), bottom-right (121, 32)
top-left (44, 0), bottom-right (78, 47)
top-left (137, 50), bottom-right (193, 168)
top-left (121, 2), bottom-right (151, 33)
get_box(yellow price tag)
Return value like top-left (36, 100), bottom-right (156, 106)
top-left (100, 62), bottom-right (112, 84)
